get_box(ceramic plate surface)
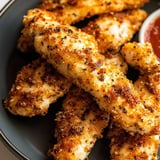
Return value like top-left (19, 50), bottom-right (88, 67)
top-left (0, 0), bottom-right (160, 160)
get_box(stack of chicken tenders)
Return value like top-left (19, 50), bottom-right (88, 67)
top-left (3, 0), bottom-right (160, 159)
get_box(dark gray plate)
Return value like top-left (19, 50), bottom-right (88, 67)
top-left (0, 1), bottom-right (159, 160)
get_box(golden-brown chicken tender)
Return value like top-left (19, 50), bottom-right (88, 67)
top-left (49, 86), bottom-right (109, 160)
top-left (18, 8), bottom-right (128, 73)
top-left (121, 42), bottom-right (160, 110)
top-left (3, 58), bottom-right (71, 117)
top-left (121, 42), bottom-right (160, 135)
top-left (108, 124), bottom-right (159, 160)
top-left (82, 9), bottom-right (147, 54)
top-left (108, 42), bottom-right (160, 160)
top-left (39, 0), bottom-right (149, 24)
top-left (121, 42), bottom-right (160, 73)
top-left (40, 0), bottom-right (149, 8)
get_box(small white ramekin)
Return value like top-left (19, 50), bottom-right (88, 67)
top-left (138, 8), bottom-right (160, 43)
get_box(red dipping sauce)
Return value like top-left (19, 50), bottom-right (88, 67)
top-left (144, 16), bottom-right (160, 60)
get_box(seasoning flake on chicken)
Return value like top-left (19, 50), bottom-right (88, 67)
top-left (3, 58), bottom-right (71, 117)
top-left (49, 86), bottom-right (109, 160)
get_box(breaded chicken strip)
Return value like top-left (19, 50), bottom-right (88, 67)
top-left (40, 0), bottom-right (149, 8)
top-left (121, 42), bottom-right (160, 74)
top-left (134, 71), bottom-right (160, 160)
top-left (108, 124), bottom-right (159, 160)
top-left (49, 86), bottom-right (109, 160)
top-left (18, 8), bottom-right (128, 73)
top-left (108, 44), bottom-right (160, 160)
top-left (23, 11), bottom-right (160, 135)
top-left (3, 58), bottom-right (71, 117)
top-left (121, 42), bottom-right (160, 110)
top-left (123, 43), bottom-right (160, 121)
top-left (82, 9), bottom-right (147, 54)
top-left (39, 0), bottom-right (149, 24)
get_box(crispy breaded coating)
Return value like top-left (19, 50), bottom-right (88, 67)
top-left (17, 9), bottom-right (58, 53)
top-left (22, 11), bottom-right (160, 135)
top-left (121, 42), bottom-right (160, 101)
top-left (108, 124), bottom-right (159, 160)
top-left (3, 58), bottom-right (71, 117)
top-left (121, 42), bottom-right (160, 73)
top-left (103, 52), bottom-right (127, 74)
top-left (49, 86), bottom-right (109, 160)
top-left (134, 70), bottom-right (160, 114)
top-left (39, 0), bottom-right (149, 24)
top-left (82, 9), bottom-right (147, 54)
top-left (40, 0), bottom-right (149, 8)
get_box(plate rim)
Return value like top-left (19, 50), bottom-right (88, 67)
top-left (0, 130), bottom-right (29, 160)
